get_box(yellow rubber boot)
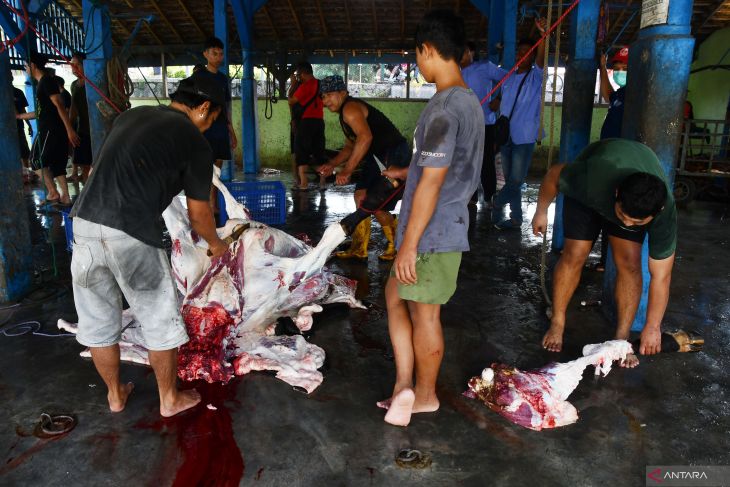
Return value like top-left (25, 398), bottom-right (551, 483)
top-left (335, 218), bottom-right (371, 260)
top-left (379, 217), bottom-right (398, 261)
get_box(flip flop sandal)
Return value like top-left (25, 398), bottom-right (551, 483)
top-left (667, 329), bottom-right (704, 353)
top-left (395, 449), bottom-right (432, 469)
top-left (38, 413), bottom-right (76, 436)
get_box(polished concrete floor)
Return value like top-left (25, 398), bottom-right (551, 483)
top-left (0, 173), bottom-right (728, 486)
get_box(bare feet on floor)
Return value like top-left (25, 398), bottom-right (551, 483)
top-left (620, 352), bottom-right (639, 368)
top-left (412, 396), bottom-right (440, 414)
top-left (108, 382), bottom-right (134, 413)
top-left (160, 389), bottom-right (202, 417)
top-left (542, 324), bottom-right (564, 352)
top-left (384, 388), bottom-right (415, 427)
top-left (378, 395), bottom-right (439, 414)
top-left (376, 398), bottom-right (392, 410)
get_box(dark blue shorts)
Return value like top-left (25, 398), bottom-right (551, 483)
top-left (563, 196), bottom-right (646, 244)
top-left (355, 140), bottom-right (411, 191)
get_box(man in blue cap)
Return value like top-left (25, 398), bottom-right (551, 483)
top-left (318, 75), bottom-right (411, 261)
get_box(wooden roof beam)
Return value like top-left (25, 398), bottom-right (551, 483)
top-left (371, 0), bottom-right (378, 43)
top-left (174, 0), bottom-right (208, 39)
top-left (262, 5), bottom-right (279, 40)
top-left (400, 0), bottom-right (405, 39)
top-left (68, 0), bottom-right (126, 45)
top-left (698, 0), bottom-right (728, 32)
top-left (147, 0), bottom-right (185, 43)
top-left (605, 0), bottom-right (635, 43)
top-left (115, 0), bottom-right (164, 45)
top-left (344, 0), bottom-right (352, 33)
top-left (316, 0), bottom-right (329, 37)
top-left (287, 0), bottom-right (305, 39)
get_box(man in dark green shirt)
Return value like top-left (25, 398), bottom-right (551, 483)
top-left (532, 139), bottom-right (677, 367)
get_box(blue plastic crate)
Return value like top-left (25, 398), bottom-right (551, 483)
top-left (61, 210), bottom-right (73, 252)
top-left (217, 180), bottom-right (286, 226)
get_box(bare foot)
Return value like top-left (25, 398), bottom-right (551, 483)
top-left (620, 353), bottom-right (639, 368)
top-left (45, 191), bottom-right (61, 202)
top-left (379, 396), bottom-right (437, 413)
top-left (542, 324), bottom-right (565, 352)
top-left (376, 398), bottom-right (392, 410)
top-left (412, 397), bottom-right (439, 414)
top-left (384, 388), bottom-right (415, 427)
top-left (108, 382), bottom-right (134, 413)
top-left (160, 389), bottom-right (202, 417)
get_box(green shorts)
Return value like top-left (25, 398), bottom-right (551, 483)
top-left (392, 252), bottom-right (462, 304)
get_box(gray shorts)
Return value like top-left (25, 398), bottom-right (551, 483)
top-left (71, 218), bottom-right (189, 351)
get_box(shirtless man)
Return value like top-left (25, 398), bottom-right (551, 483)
top-left (318, 75), bottom-right (411, 261)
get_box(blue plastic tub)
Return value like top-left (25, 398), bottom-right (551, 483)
top-left (217, 180), bottom-right (286, 226)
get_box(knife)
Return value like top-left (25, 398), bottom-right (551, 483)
top-left (373, 154), bottom-right (400, 188)
top-left (207, 223), bottom-right (250, 256)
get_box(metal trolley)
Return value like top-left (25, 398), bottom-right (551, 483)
top-left (675, 119), bottom-right (730, 205)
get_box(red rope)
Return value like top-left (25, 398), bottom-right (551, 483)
top-left (0, 0), bottom-right (28, 54)
top-left (480, 0), bottom-right (582, 106)
top-left (358, 184), bottom-right (405, 215)
top-left (1, 0), bottom-right (123, 113)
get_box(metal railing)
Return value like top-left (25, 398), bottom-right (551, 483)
top-left (34, 1), bottom-right (85, 60)
top-left (1, 0), bottom-right (84, 68)
top-left (678, 119), bottom-right (730, 177)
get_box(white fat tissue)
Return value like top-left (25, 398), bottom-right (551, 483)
top-left (61, 172), bottom-right (363, 393)
top-left (466, 340), bottom-right (633, 430)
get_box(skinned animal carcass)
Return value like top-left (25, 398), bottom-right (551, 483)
top-left (61, 175), bottom-right (364, 393)
top-left (465, 340), bottom-right (633, 430)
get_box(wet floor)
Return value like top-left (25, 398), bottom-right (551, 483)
top-left (1, 171), bottom-right (729, 486)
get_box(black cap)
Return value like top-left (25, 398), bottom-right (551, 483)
top-left (175, 72), bottom-right (226, 107)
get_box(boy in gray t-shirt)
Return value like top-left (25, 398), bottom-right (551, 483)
top-left (378, 10), bottom-right (484, 427)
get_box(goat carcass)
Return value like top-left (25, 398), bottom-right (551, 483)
top-left (465, 340), bottom-right (633, 430)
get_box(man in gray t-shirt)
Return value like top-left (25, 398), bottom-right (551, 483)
top-left (395, 87), bottom-right (484, 254)
top-left (378, 10), bottom-right (484, 426)
top-left (379, 9), bottom-right (484, 429)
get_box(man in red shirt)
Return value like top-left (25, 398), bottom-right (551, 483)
top-left (288, 62), bottom-right (326, 191)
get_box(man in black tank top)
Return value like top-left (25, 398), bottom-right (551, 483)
top-left (318, 75), bottom-right (411, 261)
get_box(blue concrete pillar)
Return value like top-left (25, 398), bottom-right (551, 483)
top-left (0, 5), bottom-right (36, 137)
top-left (0, 52), bottom-right (33, 302)
top-left (604, 0), bottom-right (695, 332)
top-left (502, 0), bottom-right (518, 68)
top-left (231, 0), bottom-right (267, 174)
top-left (552, 0), bottom-right (601, 251)
top-left (469, 0), bottom-right (491, 59)
top-left (82, 0), bottom-right (113, 160)
top-left (486, 0), bottom-right (503, 64)
top-left (214, 0), bottom-right (229, 76)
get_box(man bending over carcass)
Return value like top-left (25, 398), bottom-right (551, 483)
top-left (532, 139), bottom-right (677, 367)
top-left (69, 76), bottom-right (230, 416)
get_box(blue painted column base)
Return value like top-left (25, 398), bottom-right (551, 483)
top-left (603, 5), bottom-right (695, 332)
top-left (0, 52), bottom-right (33, 302)
top-left (552, 58), bottom-right (598, 251)
top-left (83, 0), bottom-right (113, 160)
top-left (231, 0), bottom-right (266, 175)
top-left (602, 239), bottom-right (651, 332)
